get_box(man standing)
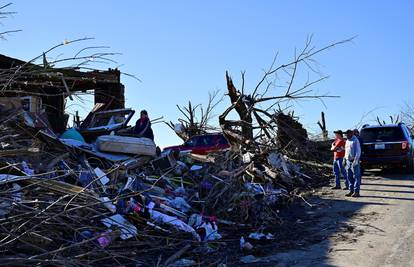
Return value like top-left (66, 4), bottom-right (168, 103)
top-left (133, 110), bottom-right (154, 141)
top-left (353, 128), bottom-right (364, 176)
top-left (345, 129), bottom-right (362, 197)
top-left (353, 128), bottom-right (363, 146)
top-left (331, 130), bottom-right (348, 190)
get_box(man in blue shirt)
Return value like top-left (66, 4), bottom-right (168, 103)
top-left (353, 128), bottom-right (363, 146)
top-left (354, 128), bottom-right (364, 176)
top-left (345, 129), bottom-right (362, 197)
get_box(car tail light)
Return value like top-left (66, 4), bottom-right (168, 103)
top-left (402, 141), bottom-right (409, 150)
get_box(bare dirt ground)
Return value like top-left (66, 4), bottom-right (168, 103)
top-left (240, 169), bottom-right (414, 267)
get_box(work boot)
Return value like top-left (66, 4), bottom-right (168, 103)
top-left (345, 192), bottom-right (354, 197)
top-left (331, 186), bottom-right (341, 190)
top-left (342, 187), bottom-right (349, 190)
top-left (351, 192), bottom-right (360, 198)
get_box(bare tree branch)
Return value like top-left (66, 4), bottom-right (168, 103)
top-left (219, 37), bottom-right (352, 150)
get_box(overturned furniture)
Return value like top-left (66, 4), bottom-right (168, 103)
top-left (77, 107), bottom-right (135, 142)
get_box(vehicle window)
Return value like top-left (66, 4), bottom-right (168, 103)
top-left (402, 126), bottom-right (409, 139)
top-left (218, 135), bottom-right (229, 145)
top-left (360, 127), bottom-right (405, 142)
top-left (185, 137), bottom-right (198, 147)
top-left (197, 136), bottom-right (213, 146)
top-left (402, 126), bottom-right (413, 139)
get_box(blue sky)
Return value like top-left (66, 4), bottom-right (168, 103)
top-left (2, 1), bottom-right (414, 147)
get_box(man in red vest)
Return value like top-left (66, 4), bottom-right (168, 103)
top-left (331, 130), bottom-right (348, 190)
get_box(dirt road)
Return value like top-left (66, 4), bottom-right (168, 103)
top-left (241, 170), bottom-right (414, 267)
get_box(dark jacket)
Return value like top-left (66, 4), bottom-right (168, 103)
top-left (133, 118), bottom-right (154, 140)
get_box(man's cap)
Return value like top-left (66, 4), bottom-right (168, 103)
top-left (333, 130), bottom-right (343, 135)
top-left (346, 129), bottom-right (354, 134)
top-left (140, 110), bottom-right (148, 115)
top-left (353, 128), bottom-right (359, 133)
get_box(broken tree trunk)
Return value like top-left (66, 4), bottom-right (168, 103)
top-left (219, 72), bottom-right (253, 149)
top-left (317, 112), bottom-right (328, 141)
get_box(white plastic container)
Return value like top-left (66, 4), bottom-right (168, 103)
top-left (96, 135), bottom-right (156, 156)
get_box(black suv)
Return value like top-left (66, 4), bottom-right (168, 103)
top-left (360, 123), bottom-right (414, 171)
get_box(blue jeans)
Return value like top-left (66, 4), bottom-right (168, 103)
top-left (333, 158), bottom-right (348, 188)
top-left (346, 159), bottom-right (361, 193)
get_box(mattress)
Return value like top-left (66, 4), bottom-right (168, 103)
top-left (96, 135), bottom-right (156, 156)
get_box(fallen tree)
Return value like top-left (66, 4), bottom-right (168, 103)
top-left (219, 36), bottom-right (353, 153)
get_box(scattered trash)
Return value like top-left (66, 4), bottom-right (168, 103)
top-left (169, 258), bottom-right (197, 267)
top-left (100, 196), bottom-right (117, 213)
top-left (0, 57), bottom-right (332, 265)
top-left (97, 231), bottom-right (113, 248)
top-left (60, 127), bottom-right (86, 142)
top-left (248, 232), bottom-right (275, 240)
top-left (190, 165), bottom-right (203, 171)
top-left (150, 208), bottom-right (200, 241)
top-left (198, 221), bottom-right (222, 241)
top-left (240, 237), bottom-right (253, 251)
top-left (152, 152), bottom-right (177, 171)
top-left (240, 255), bottom-right (260, 264)
top-left (101, 214), bottom-right (138, 240)
top-left (11, 183), bottom-right (22, 202)
top-left (94, 167), bottom-right (110, 186)
top-left (167, 197), bottom-right (191, 213)
top-left (21, 161), bottom-right (34, 176)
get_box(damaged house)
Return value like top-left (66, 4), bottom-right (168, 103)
top-left (0, 54), bottom-right (126, 133)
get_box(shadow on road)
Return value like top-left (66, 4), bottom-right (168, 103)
top-left (242, 198), bottom-right (388, 266)
top-left (363, 182), bottom-right (414, 188)
top-left (358, 195), bottom-right (414, 201)
top-left (241, 170), bottom-right (414, 266)
top-left (363, 188), bottom-right (414, 194)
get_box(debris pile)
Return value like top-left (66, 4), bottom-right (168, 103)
top-left (276, 111), bottom-right (308, 152)
top-left (0, 104), bottom-right (332, 266)
top-left (0, 38), bottom-right (343, 265)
